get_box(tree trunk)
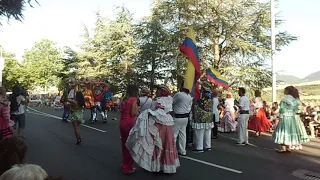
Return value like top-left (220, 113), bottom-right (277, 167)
top-left (150, 57), bottom-right (156, 95)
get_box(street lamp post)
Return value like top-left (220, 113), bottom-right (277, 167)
top-left (271, 0), bottom-right (277, 102)
top-left (0, 50), bottom-right (5, 87)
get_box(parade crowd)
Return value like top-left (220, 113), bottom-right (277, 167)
top-left (0, 78), bottom-right (319, 179)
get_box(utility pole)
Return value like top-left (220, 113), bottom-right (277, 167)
top-left (271, 0), bottom-right (277, 102)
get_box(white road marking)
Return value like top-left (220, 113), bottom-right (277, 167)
top-left (180, 155), bottom-right (243, 174)
top-left (27, 107), bottom-right (106, 133)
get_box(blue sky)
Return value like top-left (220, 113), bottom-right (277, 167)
top-left (0, 0), bottom-right (319, 79)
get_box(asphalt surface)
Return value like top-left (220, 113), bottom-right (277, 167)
top-left (20, 107), bottom-right (320, 180)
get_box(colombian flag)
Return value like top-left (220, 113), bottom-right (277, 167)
top-left (206, 67), bottom-right (229, 88)
top-left (180, 28), bottom-right (201, 99)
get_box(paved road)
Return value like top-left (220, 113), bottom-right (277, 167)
top-left (21, 107), bottom-right (320, 180)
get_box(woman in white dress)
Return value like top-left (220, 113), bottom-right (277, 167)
top-left (126, 85), bottom-right (180, 174)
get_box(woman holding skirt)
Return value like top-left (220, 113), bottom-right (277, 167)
top-left (272, 86), bottom-right (308, 153)
top-left (126, 85), bottom-right (179, 174)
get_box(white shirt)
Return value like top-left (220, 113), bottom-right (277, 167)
top-left (224, 98), bottom-right (235, 112)
top-left (212, 97), bottom-right (220, 122)
top-left (173, 92), bottom-right (193, 114)
top-left (254, 97), bottom-right (263, 108)
top-left (12, 95), bottom-right (26, 115)
top-left (239, 96), bottom-right (250, 111)
top-left (68, 89), bottom-right (75, 99)
top-left (139, 96), bottom-right (153, 112)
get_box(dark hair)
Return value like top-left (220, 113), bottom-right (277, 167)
top-left (292, 87), bottom-right (300, 99)
top-left (0, 137), bottom-right (28, 175)
top-left (180, 88), bottom-right (190, 94)
top-left (75, 91), bottom-right (85, 107)
top-left (238, 87), bottom-right (246, 95)
top-left (126, 85), bottom-right (139, 99)
top-left (254, 90), bottom-right (261, 97)
top-left (284, 86), bottom-right (296, 97)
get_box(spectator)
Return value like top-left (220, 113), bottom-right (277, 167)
top-left (0, 87), bottom-right (14, 142)
top-left (0, 137), bottom-right (27, 175)
top-left (0, 164), bottom-right (48, 180)
top-left (10, 85), bottom-right (27, 138)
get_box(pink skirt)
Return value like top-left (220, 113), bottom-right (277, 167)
top-left (152, 124), bottom-right (180, 173)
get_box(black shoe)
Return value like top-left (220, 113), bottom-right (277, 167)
top-left (76, 137), bottom-right (82, 145)
top-left (204, 148), bottom-right (212, 151)
top-left (192, 149), bottom-right (204, 153)
top-left (211, 136), bottom-right (218, 139)
top-left (236, 142), bottom-right (247, 146)
top-left (178, 153), bottom-right (187, 156)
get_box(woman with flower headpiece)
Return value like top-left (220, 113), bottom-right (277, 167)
top-left (190, 89), bottom-right (214, 153)
top-left (126, 85), bottom-right (180, 174)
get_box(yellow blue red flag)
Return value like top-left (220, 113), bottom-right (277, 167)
top-left (180, 28), bottom-right (201, 99)
top-left (205, 67), bottom-right (229, 88)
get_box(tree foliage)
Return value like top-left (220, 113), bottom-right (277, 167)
top-left (0, 0), bottom-right (38, 25)
top-left (1, 1), bottom-right (297, 95)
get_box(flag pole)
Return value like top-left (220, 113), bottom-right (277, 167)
top-left (271, 0), bottom-right (277, 102)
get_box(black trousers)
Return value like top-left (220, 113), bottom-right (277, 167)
top-left (186, 118), bottom-right (193, 144)
top-left (212, 114), bottom-right (218, 137)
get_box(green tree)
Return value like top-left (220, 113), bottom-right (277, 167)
top-left (149, 0), bottom-right (297, 91)
top-left (21, 39), bottom-right (63, 91)
top-left (134, 11), bottom-right (176, 91)
top-left (79, 7), bottom-right (139, 91)
top-left (1, 46), bottom-right (24, 90)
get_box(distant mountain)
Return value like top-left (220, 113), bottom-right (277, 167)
top-left (277, 71), bottom-right (320, 84)
top-left (277, 74), bottom-right (301, 84)
top-left (302, 71), bottom-right (320, 82)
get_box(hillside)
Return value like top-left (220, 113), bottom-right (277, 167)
top-left (277, 70), bottom-right (320, 84)
top-left (277, 74), bottom-right (301, 84)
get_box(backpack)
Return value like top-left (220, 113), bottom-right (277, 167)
top-left (10, 95), bottom-right (21, 113)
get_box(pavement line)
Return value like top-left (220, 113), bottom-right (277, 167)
top-left (180, 156), bottom-right (243, 174)
top-left (27, 108), bottom-right (107, 133)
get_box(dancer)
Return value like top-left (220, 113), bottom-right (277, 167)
top-left (237, 87), bottom-right (250, 145)
top-left (0, 87), bottom-right (14, 142)
top-left (173, 87), bottom-right (192, 156)
top-left (92, 77), bottom-right (107, 123)
top-left (191, 89), bottom-right (214, 152)
top-left (126, 85), bottom-right (180, 174)
top-left (83, 79), bottom-right (95, 120)
top-left (68, 91), bottom-right (85, 145)
top-left (224, 93), bottom-right (235, 120)
top-left (248, 90), bottom-right (272, 136)
top-left (139, 88), bottom-right (153, 112)
top-left (291, 88), bottom-right (309, 150)
top-left (272, 86), bottom-right (307, 153)
top-left (119, 85), bottom-right (139, 174)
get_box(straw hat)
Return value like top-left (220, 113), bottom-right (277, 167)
top-left (157, 84), bottom-right (170, 92)
top-left (140, 88), bottom-right (150, 96)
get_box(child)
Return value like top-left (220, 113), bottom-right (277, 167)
top-left (68, 91), bottom-right (85, 145)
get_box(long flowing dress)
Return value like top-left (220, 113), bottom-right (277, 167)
top-left (218, 111), bottom-right (237, 133)
top-left (295, 100), bottom-right (310, 143)
top-left (126, 96), bottom-right (180, 174)
top-left (272, 95), bottom-right (305, 145)
top-left (248, 97), bottom-right (272, 132)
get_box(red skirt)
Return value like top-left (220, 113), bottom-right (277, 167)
top-left (248, 108), bottom-right (272, 132)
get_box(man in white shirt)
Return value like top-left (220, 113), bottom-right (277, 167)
top-left (173, 87), bottom-right (193, 156)
top-left (237, 87), bottom-right (250, 145)
top-left (211, 90), bottom-right (219, 139)
top-left (10, 85), bottom-right (27, 137)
